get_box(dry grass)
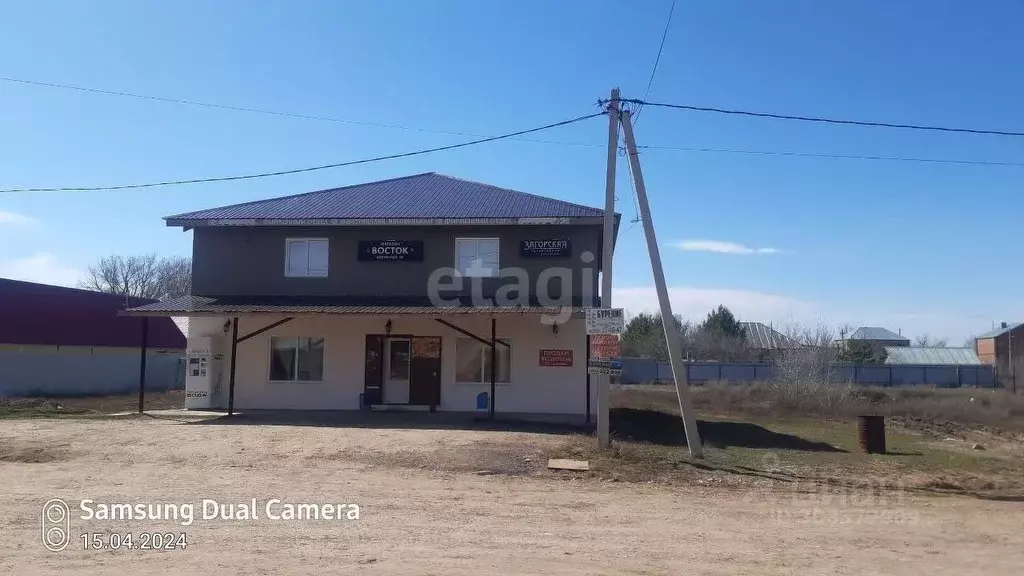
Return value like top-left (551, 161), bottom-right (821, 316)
top-left (0, 389), bottom-right (184, 418)
top-left (619, 383), bottom-right (1024, 432)
top-left (601, 384), bottom-right (1024, 498)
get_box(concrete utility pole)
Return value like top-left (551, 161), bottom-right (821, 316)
top-left (597, 88), bottom-right (620, 449)
top-left (619, 106), bottom-right (704, 458)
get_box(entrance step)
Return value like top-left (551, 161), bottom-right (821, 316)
top-left (370, 404), bottom-right (432, 412)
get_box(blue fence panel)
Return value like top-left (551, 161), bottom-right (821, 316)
top-left (619, 357), bottom-right (998, 388)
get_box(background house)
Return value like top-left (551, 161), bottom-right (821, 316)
top-left (0, 278), bottom-right (186, 396)
top-left (975, 322), bottom-right (1023, 389)
top-left (739, 321), bottom-right (799, 361)
top-left (847, 326), bottom-right (911, 348)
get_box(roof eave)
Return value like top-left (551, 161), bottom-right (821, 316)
top-left (164, 216), bottom-right (608, 228)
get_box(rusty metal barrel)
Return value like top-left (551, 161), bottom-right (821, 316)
top-left (858, 415), bottom-right (886, 454)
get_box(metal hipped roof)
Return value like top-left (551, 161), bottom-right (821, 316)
top-left (165, 173), bottom-right (613, 227)
top-left (122, 295), bottom-right (586, 318)
top-left (976, 322), bottom-right (1023, 339)
top-left (849, 326), bottom-right (909, 341)
top-left (740, 322), bottom-right (798, 349)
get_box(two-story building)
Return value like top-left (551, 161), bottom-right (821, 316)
top-left (126, 173), bottom-right (616, 423)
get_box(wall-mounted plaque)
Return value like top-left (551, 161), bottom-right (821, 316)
top-left (520, 238), bottom-right (571, 258)
top-left (358, 240), bottom-right (424, 262)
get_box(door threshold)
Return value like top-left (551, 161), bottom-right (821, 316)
top-left (370, 404), bottom-right (432, 412)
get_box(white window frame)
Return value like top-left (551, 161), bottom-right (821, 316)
top-left (268, 336), bottom-right (326, 383)
top-left (455, 338), bottom-right (512, 385)
top-left (454, 237), bottom-right (500, 278)
top-left (284, 238), bottom-right (329, 278)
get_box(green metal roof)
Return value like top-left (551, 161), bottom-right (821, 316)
top-left (884, 346), bottom-right (983, 365)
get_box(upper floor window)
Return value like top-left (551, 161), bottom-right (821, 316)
top-left (455, 238), bottom-right (499, 277)
top-left (285, 238), bottom-right (329, 278)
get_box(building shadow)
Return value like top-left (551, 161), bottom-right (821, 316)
top-left (610, 407), bottom-right (846, 452)
top-left (179, 409), bottom-right (588, 437)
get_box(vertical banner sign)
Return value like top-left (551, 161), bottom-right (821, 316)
top-left (586, 308), bottom-right (624, 375)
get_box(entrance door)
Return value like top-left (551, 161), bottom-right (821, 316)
top-left (409, 337), bottom-right (442, 406)
top-left (383, 338), bottom-right (411, 404)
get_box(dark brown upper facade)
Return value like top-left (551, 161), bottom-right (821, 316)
top-left (172, 174), bottom-right (615, 308)
top-left (191, 224), bottom-right (603, 305)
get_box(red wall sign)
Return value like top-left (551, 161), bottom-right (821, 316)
top-left (539, 349), bottom-right (574, 367)
top-left (589, 334), bottom-right (620, 360)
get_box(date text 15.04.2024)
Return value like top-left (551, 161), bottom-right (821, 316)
top-left (80, 532), bottom-right (187, 550)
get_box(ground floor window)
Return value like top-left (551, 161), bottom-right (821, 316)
top-left (269, 337), bottom-right (325, 382)
top-left (456, 338), bottom-right (510, 384)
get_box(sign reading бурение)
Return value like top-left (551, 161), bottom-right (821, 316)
top-left (357, 240), bottom-right (424, 262)
top-left (585, 308), bottom-right (624, 335)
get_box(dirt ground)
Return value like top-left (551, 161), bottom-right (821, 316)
top-left (2, 416), bottom-right (1022, 576)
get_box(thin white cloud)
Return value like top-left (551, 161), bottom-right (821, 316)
top-left (674, 240), bottom-right (781, 255)
top-left (613, 285), bottom-right (1006, 343)
top-left (0, 253), bottom-right (83, 287)
top-left (614, 285), bottom-right (817, 326)
top-left (0, 210), bottom-right (36, 226)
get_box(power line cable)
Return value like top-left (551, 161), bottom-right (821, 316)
top-left (634, 0), bottom-right (677, 125)
top-left (616, 135), bottom-right (643, 231)
top-left (610, 98), bottom-right (1024, 137)
top-left (637, 144), bottom-right (1024, 167)
top-left (0, 75), bottom-right (602, 148)
top-left (0, 112), bottom-right (605, 193)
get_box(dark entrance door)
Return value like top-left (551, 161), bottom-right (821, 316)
top-left (409, 337), bottom-right (441, 406)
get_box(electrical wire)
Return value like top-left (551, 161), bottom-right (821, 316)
top-left (637, 144), bottom-right (1024, 167)
top-left (0, 75), bottom-right (602, 148)
top-left (618, 136), bottom-right (643, 232)
top-left (0, 112), bottom-right (605, 193)
top-left (634, 0), bottom-right (677, 125)
top-left (611, 98), bottom-right (1024, 137)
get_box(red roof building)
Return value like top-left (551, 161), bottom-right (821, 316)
top-left (0, 278), bottom-right (185, 349)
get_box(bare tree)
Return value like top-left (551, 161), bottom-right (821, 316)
top-left (156, 256), bottom-right (192, 299)
top-left (770, 322), bottom-right (854, 413)
top-left (913, 334), bottom-right (950, 348)
top-left (963, 335), bottom-right (978, 352)
top-left (80, 254), bottom-right (191, 300)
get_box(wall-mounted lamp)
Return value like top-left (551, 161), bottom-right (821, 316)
top-left (385, 319), bottom-right (393, 335)
top-left (222, 320), bottom-right (232, 335)
top-left (552, 323), bottom-right (559, 336)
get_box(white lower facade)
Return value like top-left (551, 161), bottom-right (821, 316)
top-left (184, 313), bottom-right (594, 421)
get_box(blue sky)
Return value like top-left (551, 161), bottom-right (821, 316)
top-left (1, 0), bottom-right (1022, 343)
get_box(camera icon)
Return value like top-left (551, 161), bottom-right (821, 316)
top-left (41, 498), bottom-right (70, 552)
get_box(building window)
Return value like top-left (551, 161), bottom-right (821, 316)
top-left (455, 338), bottom-right (510, 384)
top-left (269, 337), bottom-right (325, 382)
top-left (455, 238), bottom-right (499, 277)
top-left (285, 238), bottom-right (329, 277)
